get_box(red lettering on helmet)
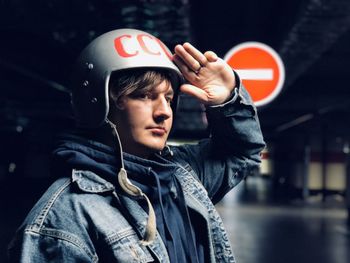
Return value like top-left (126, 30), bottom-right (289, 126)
top-left (114, 35), bottom-right (139, 57)
top-left (155, 38), bottom-right (173, 60)
top-left (114, 33), bottom-right (173, 60)
top-left (137, 34), bottom-right (161, 56)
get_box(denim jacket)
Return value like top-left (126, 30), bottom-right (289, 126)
top-left (8, 83), bottom-right (265, 262)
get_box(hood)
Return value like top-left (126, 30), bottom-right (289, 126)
top-left (52, 133), bottom-right (120, 180)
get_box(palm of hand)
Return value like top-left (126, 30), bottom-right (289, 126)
top-left (173, 43), bottom-right (236, 106)
top-left (182, 58), bottom-right (235, 105)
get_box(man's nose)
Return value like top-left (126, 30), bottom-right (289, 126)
top-left (154, 97), bottom-right (172, 120)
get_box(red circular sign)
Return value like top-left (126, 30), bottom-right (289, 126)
top-left (224, 42), bottom-right (285, 107)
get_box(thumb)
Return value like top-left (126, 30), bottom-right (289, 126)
top-left (180, 84), bottom-right (208, 102)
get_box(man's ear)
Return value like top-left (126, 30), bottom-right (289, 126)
top-left (110, 94), bottom-right (125, 110)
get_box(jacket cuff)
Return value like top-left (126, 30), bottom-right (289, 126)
top-left (209, 70), bottom-right (241, 109)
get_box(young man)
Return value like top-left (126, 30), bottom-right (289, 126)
top-left (8, 29), bottom-right (265, 262)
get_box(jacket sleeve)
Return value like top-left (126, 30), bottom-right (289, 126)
top-left (172, 73), bottom-right (266, 204)
top-left (8, 230), bottom-right (95, 263)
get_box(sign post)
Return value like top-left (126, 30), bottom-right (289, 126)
top-left (224, 42), bottom-right (285, 107)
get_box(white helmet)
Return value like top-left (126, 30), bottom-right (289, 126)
top-left (71, 28), bottom-right (183, 128)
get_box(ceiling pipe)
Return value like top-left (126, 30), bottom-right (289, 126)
top-left (275, 101), bottom-right (350, 133)
top-left (279, 0), bottom-right (350, 88)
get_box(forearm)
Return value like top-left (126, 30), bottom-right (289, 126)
top-left (206, 72), bottom-right (265, 162)
top-left (172, 74), bottom-right (265, 203)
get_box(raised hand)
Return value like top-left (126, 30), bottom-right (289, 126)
top-left (173, 42), bottom-right (236, 106)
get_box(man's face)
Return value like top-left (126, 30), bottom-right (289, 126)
top-left (113, 80), bottom-right (174, 158)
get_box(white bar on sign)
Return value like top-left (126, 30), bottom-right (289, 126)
top-left (236, 69), bottom-right (273, 80)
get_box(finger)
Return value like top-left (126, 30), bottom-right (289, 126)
top-left (173, 54), bottom-right (198, 77)
top-left (180, 84), bottom-right (208, 102)
top-left (183, 42), bottom-right (208, 66)
top-left (174, 44), bottom-right (202, 72)
top-left (204, 51), bottom-right (218, 62)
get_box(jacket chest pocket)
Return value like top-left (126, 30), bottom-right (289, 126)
top-left (106, 227), bottom-right (154, 263)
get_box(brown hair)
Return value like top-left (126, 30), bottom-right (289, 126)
top-left (109, 68), bottom-right (172, 106)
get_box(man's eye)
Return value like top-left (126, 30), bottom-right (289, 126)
top-left (132, 93), bottom-right (150, 100)
top-left (166, 97), bottom-right (174, 104)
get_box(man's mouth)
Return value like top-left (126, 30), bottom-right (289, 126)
top-left (148, 126), bottom-right (167, 136)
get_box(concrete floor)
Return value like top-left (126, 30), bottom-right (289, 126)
top-left (1, 175), bottom-right (349, 263)
top-left (218, 176), bottom-right (350, 263)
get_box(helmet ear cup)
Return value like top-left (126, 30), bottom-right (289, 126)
top-left (71, 28), bottom-right (184, 128)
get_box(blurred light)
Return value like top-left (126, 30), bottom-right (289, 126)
top-left (343, 141), bottom-right (349, 154)
top-left (8, 163), bottom-right (16, 173)
top-left (16, 126), bottom-right (23, 133)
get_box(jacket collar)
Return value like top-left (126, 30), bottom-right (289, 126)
top-left (72, 169), bottom-right (115, 193)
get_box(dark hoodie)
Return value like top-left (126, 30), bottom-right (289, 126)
top-left (52, 133), bottom-right (206, 263)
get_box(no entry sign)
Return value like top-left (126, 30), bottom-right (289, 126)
top-left (224, 42), bottom-right (285, 107)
